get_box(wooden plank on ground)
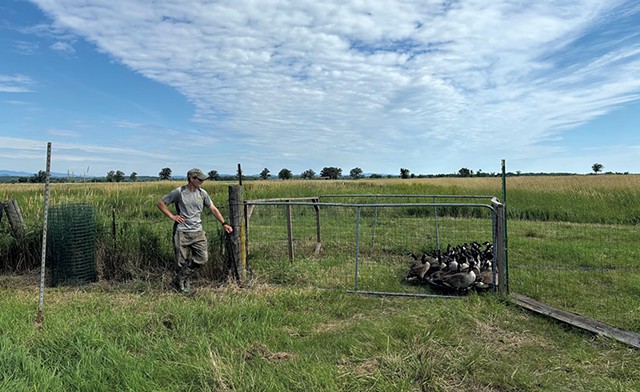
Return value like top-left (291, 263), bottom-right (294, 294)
top-left (510, 293), bottom-right (640, 349)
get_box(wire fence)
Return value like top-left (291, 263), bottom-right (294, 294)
top-left (507, 218), bottom-right (640, 332)
top-left (4, 185), bottom-right (638, 335)
top-left (46, 204), bottom-right (97, 286)
top-left (244, 192), bottom-right (640, 335)
top-left (245, 195), bottom-right (502, 297)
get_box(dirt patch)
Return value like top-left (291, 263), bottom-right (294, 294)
top-left (244, 342), bottom-right (296, 362)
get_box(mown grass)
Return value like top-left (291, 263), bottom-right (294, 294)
top-left (2, 276), bottom-right (640, 391)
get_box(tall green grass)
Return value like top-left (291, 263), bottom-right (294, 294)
top-left (2, 175), bottom-right (639, 223)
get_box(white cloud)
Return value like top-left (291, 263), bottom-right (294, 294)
top-left (50, 40), bottom-right (75, 53)
top-left (23, 0), bottom-right (640, 174)
top-left (12, 40), bottom-right (40, 55)
top-left (0, 74), bottom-right (35, 93)
top-left (47, 128), bottom-right (81, 137)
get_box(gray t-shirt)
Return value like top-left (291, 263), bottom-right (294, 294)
top-left (162, 186), bottom-right (212, 232)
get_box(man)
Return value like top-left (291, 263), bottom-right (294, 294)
top-left (156, 168), bottom-right (233, 293)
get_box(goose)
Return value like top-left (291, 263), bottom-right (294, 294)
top-left (439, 260), bottom-right (477, 292)
top-left (471, 261), bottom-right (495, 291)
top-left (404, 242), bottom-right (497, 294)
top-left (406, 253), bottom-right (430, 282)
top-left (422, 252), bottom-right (440, 270)
top-left (473, 280), bottom-right (491, 290)
top-left (458, 251), bottom-right (473, 272)
top-left (482, 242), bottom-right (494, 261)
top-left (476, 267), bottom-right (497, 288)
top-left (446, 256), bottom-right (458, 272)
top-left (436, 250), bottom-right (448, 271)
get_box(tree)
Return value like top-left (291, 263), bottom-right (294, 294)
top-left (458, 167), bottom-right (472, 177)
top-left (129, 172), bottom-right (137, 182)
top-left (400, 168), bottom-right (410, 179)
top-left (207, 170), bottom-right (220, 181)
top-left (320, 167), bottom-right (342, 179)
top-left (105, 170), bottom-right (124, 182)
top-left (260, 168), bottom-right (271, 180)
top-left (592, 163), bottom-right (604, 174)
top-left (349, 167), bottom-right (364, 179)
top-left (29, 170), bottom-right (47, 183)
top-left (159, 167), bottom-right (172, 180)
top-left (301, 169), bottom-right (315, 179)
top-left (278, 168), bottom-right (293, 180)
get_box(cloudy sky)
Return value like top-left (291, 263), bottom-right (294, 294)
top-left (1, 0), bottom-right (639, 177)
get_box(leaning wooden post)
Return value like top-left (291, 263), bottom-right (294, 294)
top-left (5, 199), bottom-right (25, 240)
top-left (227, 185), bottom-right (246, 282)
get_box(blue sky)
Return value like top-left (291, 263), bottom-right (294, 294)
top-left (1, 0), bottom-right (639, 177)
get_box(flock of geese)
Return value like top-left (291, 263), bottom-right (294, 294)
top-left (405, 241), bottom-right (496, 294)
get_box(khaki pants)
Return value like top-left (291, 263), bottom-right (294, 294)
top-left (173, 230), bottom-right (208, 268)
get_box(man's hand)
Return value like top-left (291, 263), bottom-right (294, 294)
top-left (172, 214), bottom-right (185, 224)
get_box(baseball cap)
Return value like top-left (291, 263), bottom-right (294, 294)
top-left (187, 168), bottom-right (207, 180)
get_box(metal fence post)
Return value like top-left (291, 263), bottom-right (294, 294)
top-left (354, 207), bottom-right (362, 291)
top-left (286, 202), bottom-right (294, 262)
top-left (492, 198), bottom-right (507, 294)
top-left (36, 142), bottom-right (51, 325)
top-left (313, 198), bottom-right (321, 255)
top-left (371, 195), bottom-right (379, 248)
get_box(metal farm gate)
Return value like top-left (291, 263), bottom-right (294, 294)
top-left (244, 195), bottom-right (506, 297)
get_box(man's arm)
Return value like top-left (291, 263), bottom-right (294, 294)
top-left (209, 204), bottom-right (233, 233)
top-left (157, 199), bottom-right (185, 224)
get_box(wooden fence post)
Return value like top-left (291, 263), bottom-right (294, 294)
top-left (228, 185), bottom-right (246, 281)
top-left (3, 200), bottom-right (25, 240)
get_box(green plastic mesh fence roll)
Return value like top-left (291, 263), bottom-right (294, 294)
top-left (47, 204), bottom-right (97, 286)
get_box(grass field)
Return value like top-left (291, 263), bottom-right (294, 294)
top-left (2, 276), bottom-right (640, 391)
top-left (1, 175), bottom-right (640, 390)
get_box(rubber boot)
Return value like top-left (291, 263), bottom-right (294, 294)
top-left (181, 265), bottom-right (194, 294)
top-left (170, 260), bottom-right (201, 294)
top-left (170, 265), bottom-right (190, 293)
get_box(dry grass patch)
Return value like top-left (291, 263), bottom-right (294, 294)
top-left (313, 313), bottom-right (366, 334)
top-left (473, 317), bottom-right (553, 352)
top-left (243, 342), bottom-right (296, 362)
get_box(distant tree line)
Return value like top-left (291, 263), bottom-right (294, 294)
top-left (2, 163), bottom-right (629, 184)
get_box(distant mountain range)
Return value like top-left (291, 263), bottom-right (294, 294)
top-left (0, 170), bottom-right (72, 178)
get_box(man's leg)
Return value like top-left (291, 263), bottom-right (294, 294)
top-left (172, 231), bottom-right (208, 293)
top-left (170, 231), bottom-right (191, 293)
top-left (182, 231), bottom-right (208, 292)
